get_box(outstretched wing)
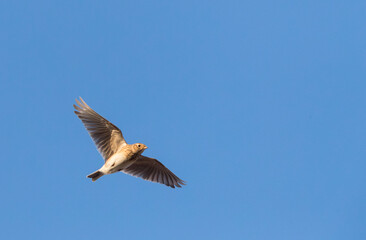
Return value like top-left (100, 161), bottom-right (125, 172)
top-left (122, 155), bottom-right (185, 188)
top-left (74, 97), bottom-right (127, 161)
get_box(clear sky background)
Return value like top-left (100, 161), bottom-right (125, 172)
top-left (1, 1), bottom-right (365, 240)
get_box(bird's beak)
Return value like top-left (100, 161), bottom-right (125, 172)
top-left (144, 146), bottom-right (148, 149)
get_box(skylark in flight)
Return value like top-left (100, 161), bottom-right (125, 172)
top-left (74, 97), bottom-right (185, 188)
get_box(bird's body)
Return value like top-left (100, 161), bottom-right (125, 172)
top-left (74, 97), bottom-right (185, 188)
top-left (96, 144), bottom-right (143, 176)
top-left (103, 151), bottom-right (130, 174)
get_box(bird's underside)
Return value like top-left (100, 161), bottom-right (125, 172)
top-left (74, 97), bottom-right (185, 188)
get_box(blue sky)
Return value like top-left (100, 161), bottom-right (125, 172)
top-left (1, 1), bottom-right (365, 239)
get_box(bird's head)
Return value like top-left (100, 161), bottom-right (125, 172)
top-left (133, 143), bottom-right (148, 154)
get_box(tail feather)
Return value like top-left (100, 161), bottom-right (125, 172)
top-left (87, 170), bottom-right (104, 181)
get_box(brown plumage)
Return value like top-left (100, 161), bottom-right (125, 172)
top-left (74, 97), bottom-right (185, 188)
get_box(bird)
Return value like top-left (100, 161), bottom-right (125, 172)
top-left (73, 97), bottom-right (185, 188)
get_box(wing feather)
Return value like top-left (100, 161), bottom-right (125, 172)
top-left (122, 156), bottom-right (185, 188)
top-left (74, 97), bottom-right (127, 161)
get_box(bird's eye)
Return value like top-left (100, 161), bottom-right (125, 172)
top-left (137, 144), bottom-right (141, 148)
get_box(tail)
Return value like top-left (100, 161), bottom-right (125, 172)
top-left (87, 170), bottom-right (104, 182)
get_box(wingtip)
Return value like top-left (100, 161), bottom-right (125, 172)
top-left (176, 179), bottom-right (186, 188)
top-left (169, 180), bottom-right (186, 188)
top-left (79, 97), bottom-right (88, 107)
top-left (75, 98), bottom-right (82, 106)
